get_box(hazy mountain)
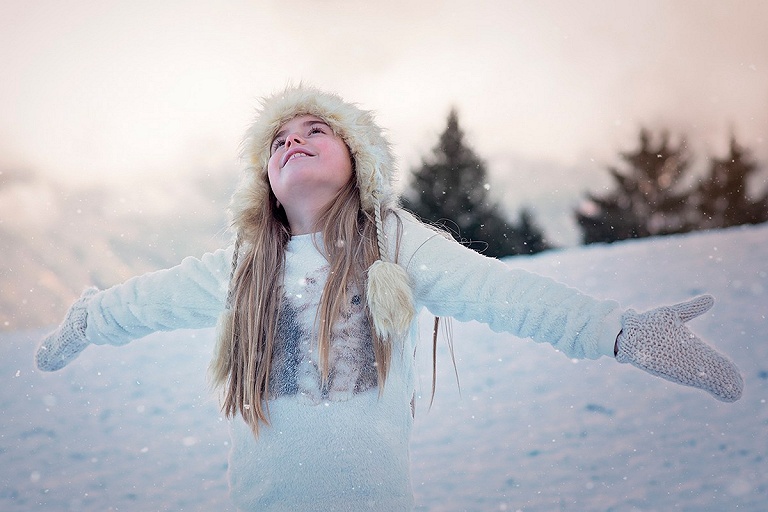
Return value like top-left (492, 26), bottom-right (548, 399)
top-left (0, 168), bottom-right (235, 331)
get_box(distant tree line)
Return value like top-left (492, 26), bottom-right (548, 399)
top-left (576, 129), bottom-right (768, 244)
top-left (403, 110), bottom-right (767, 257)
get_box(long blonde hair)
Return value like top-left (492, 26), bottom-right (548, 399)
top-left (209, 168), bottom-right (397, 436)
top-left (209, 85), bottom-right (417, 436)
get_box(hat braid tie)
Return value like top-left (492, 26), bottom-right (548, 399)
top-left (225, 233), bottom-right (243, 310)
top-left (366, 195), bottom-right (415, 341)
top-left (372, 196), bottom-right (388, 261)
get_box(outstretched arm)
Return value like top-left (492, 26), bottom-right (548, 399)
top-left (395, 213), bottom-right (622, 360)
top-left (84, 247), bottom-right (233, 345)
top-left (393, 212), bottom-right (743, 402)
top-left (36, 246), bottom-right (233, 371)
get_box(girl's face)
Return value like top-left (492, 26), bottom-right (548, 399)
top-left (267, 115), bottom-right (353, 229)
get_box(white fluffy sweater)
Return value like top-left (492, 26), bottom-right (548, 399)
top-left (83, 212), bottom-right (622, 511)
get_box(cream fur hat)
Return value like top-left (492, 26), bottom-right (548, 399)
top-left (226, 85), bottom-right (414, 340)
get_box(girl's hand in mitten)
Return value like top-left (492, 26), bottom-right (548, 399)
top-left (36, 287), bottom-right (99, 372)
top-left (615, 295), bottom-right (743, 402)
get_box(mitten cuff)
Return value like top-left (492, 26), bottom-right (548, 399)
top-left (598, 307), bottom-right (624, 358)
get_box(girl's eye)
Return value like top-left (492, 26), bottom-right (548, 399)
top-left (271, 138), bottom-right (286, 153)
top-left (308, 125), bottom-right (325, 135)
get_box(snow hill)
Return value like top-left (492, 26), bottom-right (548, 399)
top-left (2, 224), bottom-right (766, 511)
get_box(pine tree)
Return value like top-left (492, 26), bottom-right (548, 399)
top-left (575, 129), bottom-right (694, 244)
top-left (515, 208), bottom-right (550, 255)
top-left (402, 109), bottom-right (549, 257)
top-left (694, 136), bottom-right (768, 229)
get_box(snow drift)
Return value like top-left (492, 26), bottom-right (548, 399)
top-left (2, 224), bottom-right (766, 511)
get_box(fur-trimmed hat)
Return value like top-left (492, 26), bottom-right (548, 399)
top-left (225, 85), bottom-right (414, 340)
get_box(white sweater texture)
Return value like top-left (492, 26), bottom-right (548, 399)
top-left (83, 212), bottom-right (622, 511)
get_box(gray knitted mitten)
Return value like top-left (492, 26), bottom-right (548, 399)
top-left (36, 287), bottom-right (99, 372)
top-left (616, 295), bottom-right (743, 402)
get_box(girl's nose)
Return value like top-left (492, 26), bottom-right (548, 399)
top-left (285, 133), bottom-right (304, 148)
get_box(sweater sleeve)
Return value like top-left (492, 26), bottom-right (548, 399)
top-left (394, 213), bottom-right (621, 359)
top-left (84, 246), bottom-right (233, 346)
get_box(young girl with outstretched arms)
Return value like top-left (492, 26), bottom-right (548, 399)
top-left (36, 86), bottom-right (743, 511)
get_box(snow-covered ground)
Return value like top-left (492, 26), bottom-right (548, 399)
top-left (2, 225), bottom-right (766, 511)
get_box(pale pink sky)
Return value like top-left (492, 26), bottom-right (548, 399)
top-left (1, 0), bottom-right (767, 196)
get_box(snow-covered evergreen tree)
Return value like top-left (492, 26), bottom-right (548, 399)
top-left (402, 109), bottom-right (548, 256)
top-left (576, 129), bottom-right (694, 244)
top-left (694, 136), bottom-right (768, 229)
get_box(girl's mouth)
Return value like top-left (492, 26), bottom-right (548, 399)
top-left (281, 150), bottom-right (313, 167)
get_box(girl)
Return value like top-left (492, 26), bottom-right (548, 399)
top-left (36, 85), bottom-right (743, 511)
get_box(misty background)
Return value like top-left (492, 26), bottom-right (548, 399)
top-left (2, 0), bottom-right (767, 330)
